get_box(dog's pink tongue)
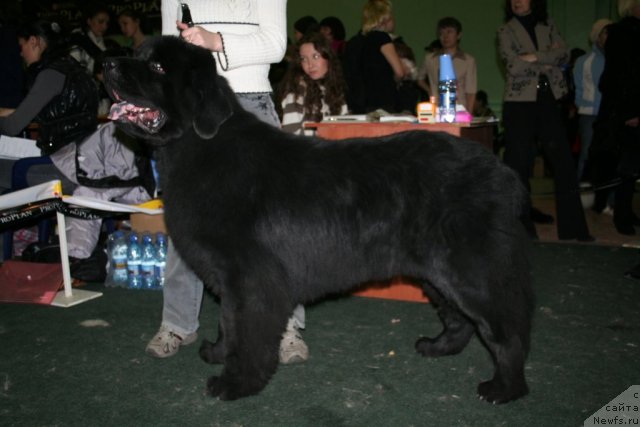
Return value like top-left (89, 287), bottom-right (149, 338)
top-left (108, 101), bottom-right (128, 121)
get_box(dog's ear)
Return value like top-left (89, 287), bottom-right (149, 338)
top-left (192, 69), bottom-right (233, 139)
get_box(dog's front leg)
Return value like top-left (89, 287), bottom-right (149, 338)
top-left (204, 281), bottom-right (291, 400)
top-left (199, 322), bottom-right (226, 364)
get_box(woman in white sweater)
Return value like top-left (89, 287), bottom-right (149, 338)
top-left (147, 0), bottom-right (309, 365)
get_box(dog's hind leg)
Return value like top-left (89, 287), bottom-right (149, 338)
top-left (474, 316), bottom-right (529, 404)
top-left (457, 274), bottom-right (531, 404)
top-left (415, 281), bottom-right (475, 357)
top-left (417, 259), bottom-right (531, 404)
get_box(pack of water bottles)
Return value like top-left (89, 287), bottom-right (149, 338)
top-left (105, 230), bottom-right (167, 290)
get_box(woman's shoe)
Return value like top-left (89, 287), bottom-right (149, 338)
top-left (558, 234), bottom-right (595, 242)
top-left (614, 219), bottom-right (636, 235)
top-left (530, 207), bottom-right (554, 224)
top-left (624, 262), bottom-right (640, 280)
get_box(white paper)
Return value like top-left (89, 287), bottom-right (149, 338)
top-left (0, 179), bottom-right (163, 215)
top-left (0, 180), bottom-right (61, 210)
top-left (62, 195), bottom-right (163, 215)
top-left (0, 135), bottom-right (41, 159)
top-left (322, 115), bottom-right (369, 122)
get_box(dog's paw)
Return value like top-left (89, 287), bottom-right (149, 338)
top-left (477, 379), bottom-right (528, 404)
top-left (206, 376), bottom-right (226, 399)
top-left (206, 375), bottom-right (262, 401)
top-left (206, 376), bottom-right (239, 400)
top-left (199, 339), bottom-right (225, 364)
top-left (415, 337), bottom-right (442, 357)
top-left (415, 336), bottom-right (463, 357)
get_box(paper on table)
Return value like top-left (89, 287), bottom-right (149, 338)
top-left (0, 135), bottom-right (41, 159)
top-left (322, 115), bottom-right (369, 122)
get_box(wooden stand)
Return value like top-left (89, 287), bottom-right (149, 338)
top-left (305, 121), bottom-right (495, 151)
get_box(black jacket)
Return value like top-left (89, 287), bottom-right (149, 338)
top-left (28, 55), bottom-right (99, 154)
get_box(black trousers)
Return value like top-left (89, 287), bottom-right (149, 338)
top-left (503, 90), bottom-right (590, 239)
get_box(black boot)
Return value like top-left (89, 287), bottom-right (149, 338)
top-left (530, 207), bottom-right (554, 224)
top-left (624, 261), bottom-right (640, 279)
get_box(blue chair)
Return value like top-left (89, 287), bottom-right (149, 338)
top-left (2, 156), bottom-right (55, 261)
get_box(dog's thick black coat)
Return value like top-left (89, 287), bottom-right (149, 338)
top-left (103, 36), bottom-right (534, 403)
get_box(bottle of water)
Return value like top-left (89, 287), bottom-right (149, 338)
top-left (437, 54), bottom-right (457, 123)
top-left (127, 233), bottom-right (142, 289)
top-left (154, 233), bottom-right (167, 288)
top-left (140, 233), bottom-right (157, 289)
top-left (109, 230), bottom-right (128, 287)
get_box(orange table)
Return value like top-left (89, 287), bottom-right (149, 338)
top-left (304, 121), bottom-right (496, 302)
top-left (306, 121), bottom-right (495, 151)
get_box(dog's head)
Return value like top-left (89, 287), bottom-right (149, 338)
top-left (103, 36), bottom-right (233, 144)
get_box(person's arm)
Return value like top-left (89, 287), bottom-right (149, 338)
top-left (280, 92), bottom-right (305, 135)
top-left (466, 93), bottom-right (476, 114)
top-left (497, 24), bottom-right (545, 77)
top-left (572, 57), bottom-right (585, 106)
top-left (416, 55), bottom-right (430, 94)
top-left (171, 0), bottom-right (287, 71)
top-left (498, 20), bottom-right (568, 76)
top-left (425, 54), bottom-right (439, 99)
top-left (0, 69), bottom-right (65, 136)
top-left (535, 18), bottom-right (569, 67)
top-left (380, 42), bottom-right (406, 80)
top-left (465, 56), bottom-right (477, 113)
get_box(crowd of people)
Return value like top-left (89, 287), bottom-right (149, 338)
top-left (1, 0), bottom-right (639, 365)
top-left (0, 5), bottom-right (155, 280)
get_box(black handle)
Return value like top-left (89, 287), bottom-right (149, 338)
top-left (181, 3), bottom-right (194, 27)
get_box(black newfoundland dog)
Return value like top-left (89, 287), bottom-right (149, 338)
top-left (103, 36), bottom-right (533, 403)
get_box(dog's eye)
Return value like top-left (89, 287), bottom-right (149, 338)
top-left (149, 62), bottom-right (165, 74)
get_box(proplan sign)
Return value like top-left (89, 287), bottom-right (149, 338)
top-left (584, 385), bottom-right (640, 426)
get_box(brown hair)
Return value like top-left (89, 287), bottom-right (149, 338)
top-left (277, 32), bottom-right (347, 121)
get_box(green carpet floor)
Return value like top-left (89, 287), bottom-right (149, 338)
top-left (1, 243), bottom-right (638, 426)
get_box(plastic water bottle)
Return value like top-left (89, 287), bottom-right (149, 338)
top-left (140, 233), bottom-right (157, 289)
top-left (437, 54), bottom-right (457, 123)
top-left (127, 233), bottom-right (142, 289)
top-left (154, 233), bottom-right (167, 288)
top-left (109, 230), bottom-right (128, 287)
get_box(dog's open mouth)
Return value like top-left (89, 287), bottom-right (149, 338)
top-left (108, 101), bottom-right (167, 133)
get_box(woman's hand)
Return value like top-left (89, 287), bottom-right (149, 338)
top-left (0, 108), bottom-right (16, 117)
top-left (176, 21), bottom-right (223, 52)
top-left (519, 53), bottom-right (538, 63)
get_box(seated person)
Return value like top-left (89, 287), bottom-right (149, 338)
top-left (0, 20), bottom-right (98, 192)
top-left (54, 122), bottom-right (153, 281)
top-left (472, 90), bottom-right (497, 118)
top-left (0, 20), bottom-right (152, 279)
top-left (277, 32), bottom-right (348, 135)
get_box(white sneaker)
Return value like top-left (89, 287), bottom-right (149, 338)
top-left (145, 325), bottom-right (198, 358)
top-left (279, 329), bottom-right (309, 364)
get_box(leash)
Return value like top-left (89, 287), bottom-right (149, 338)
top-left (532, 173), bottom-right (640, 197)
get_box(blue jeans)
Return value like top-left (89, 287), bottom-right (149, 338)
top-left (161, 93), bottom-right (305, 336)
top-left (576, 114), bottom-right (596, 182)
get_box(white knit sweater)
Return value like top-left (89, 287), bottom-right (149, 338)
top-left (161, 0), bottom-right (287, 93)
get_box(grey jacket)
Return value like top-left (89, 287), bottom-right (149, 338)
top-left (497, 17), bottom-right (569, 102)
top-left (51, 121), bottom-right (141, 186)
